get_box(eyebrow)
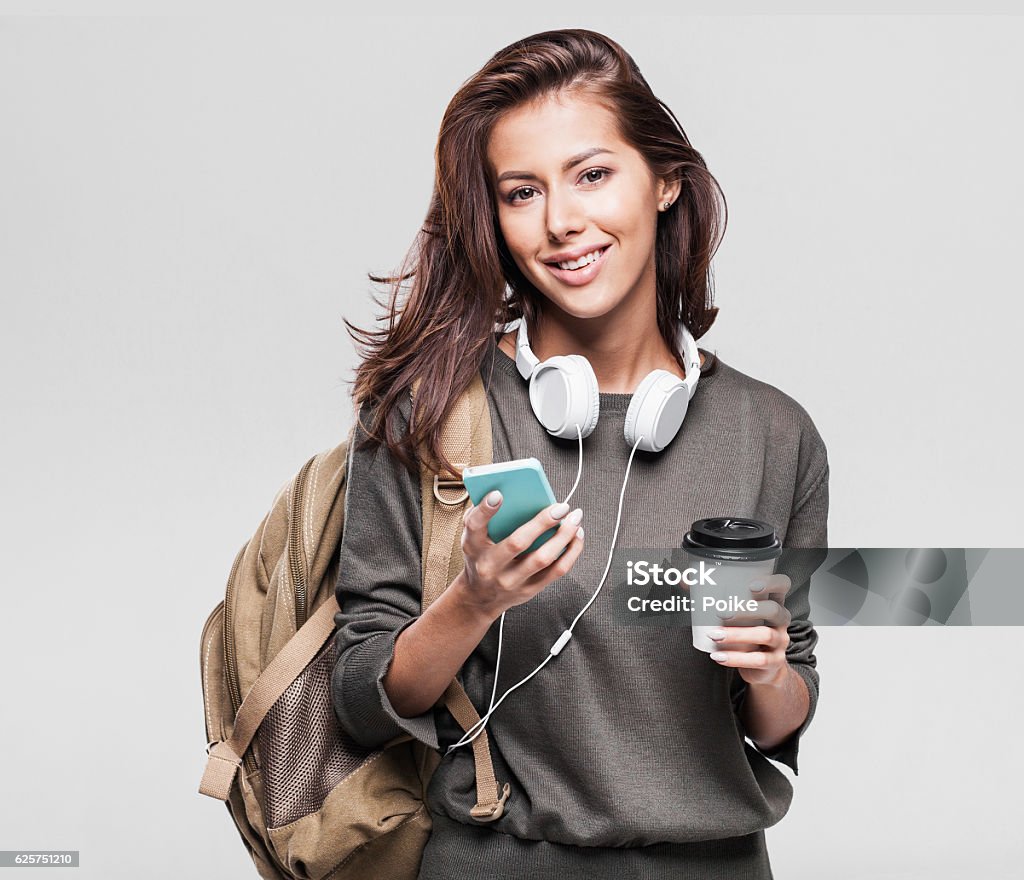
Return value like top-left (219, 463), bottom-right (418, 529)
top-left (495, 147), bottom-right (615, 185)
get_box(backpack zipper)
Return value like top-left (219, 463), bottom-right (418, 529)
top-left (289, 455), bottom-right (317, 629)
top-left (221, 542), bottom-right (258, 776)
top-left (222, 541), bottom-right (247, 717)
top-left (200, 599), bottom-right (225, 746)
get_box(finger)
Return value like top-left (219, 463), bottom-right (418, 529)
top-left (720, 599), bottom-right (790, 628)
top-left (496, 502), bottom-right (575, 566)
top-left (708, 625), bottom-right (783, 651)
top-left (708, 649), bottom-right (772, 668)
top-left (522, 522), bottom-right (585, 589)
top-left (511, 509), bottom-right (583, 581)
top-left (749, 573), bottom-right (791, 603)
top-left (462, 490), bottom-right (505, 550)
top-left (750, 599), bottom-right (790, 628)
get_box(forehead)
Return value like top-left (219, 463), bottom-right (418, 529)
top-left (486, 93), bottom-right (627, 177)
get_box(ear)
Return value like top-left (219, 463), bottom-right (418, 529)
top-left (657, 175), bottom-right (682, 209)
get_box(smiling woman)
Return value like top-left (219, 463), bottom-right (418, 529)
top-left (333, 26), bottom-right (828, 880)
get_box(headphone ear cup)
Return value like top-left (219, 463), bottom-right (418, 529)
top-left (528, 354), bottom-right (600, 440)
top-left (624, 370), bottom-right (690, 452)
top-left (565, 354), bottom-right (600, 439)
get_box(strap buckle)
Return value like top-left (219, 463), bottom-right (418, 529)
top-left (469, 782), bottom-right (511, 822)
top-left (433, 465), bottom-right (469, 505)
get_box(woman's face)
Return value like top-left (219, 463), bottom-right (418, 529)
top-left (487, 91), bottom-right (678, 324)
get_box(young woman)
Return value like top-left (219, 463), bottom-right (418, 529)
top-left (332, 28), bottom-right (829, 879)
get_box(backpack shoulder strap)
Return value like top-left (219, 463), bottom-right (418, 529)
top-left (415, 371), bottom-right (492, 606)
top-left (412, 371), bottom-right (510, 822)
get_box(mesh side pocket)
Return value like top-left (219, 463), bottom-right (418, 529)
top-left (258, 636), bottom-right (375, 829)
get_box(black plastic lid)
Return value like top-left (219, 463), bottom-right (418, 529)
top-left (682, 517), bottom-right (782, 562)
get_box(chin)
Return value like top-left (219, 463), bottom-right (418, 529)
top-left (562, 303), bottom-right (619, 322)
top-left (546, 291), bottom-right (627, 322)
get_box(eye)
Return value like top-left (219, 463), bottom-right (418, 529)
top-left (506, 186), bottom-right (536, 204)
top-left (581, 167), bottom-right (610, 184)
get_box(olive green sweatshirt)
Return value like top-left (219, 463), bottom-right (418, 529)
top-left (332, 333), bottom-right (829, 879)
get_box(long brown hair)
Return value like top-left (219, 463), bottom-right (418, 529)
top-left (344, 28), bottom-right (726, 477)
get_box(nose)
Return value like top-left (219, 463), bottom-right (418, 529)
top-left (545, 186), bottom-right (585, 241)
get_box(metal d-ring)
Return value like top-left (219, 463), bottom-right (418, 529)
top-left (433, 471), bottom-right (469, 506)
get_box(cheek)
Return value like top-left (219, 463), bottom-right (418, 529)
top-left (596, 190), bottom-right (654, 241)
top-left (622, 206), bottom-right (660, 262)
top-left (498, 215), bottom-right (537, 266)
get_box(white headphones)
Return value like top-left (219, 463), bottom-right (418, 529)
top-left (502, 316), bottom-right (702, 453)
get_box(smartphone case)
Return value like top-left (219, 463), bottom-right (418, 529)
top-left (462, 458), bottom-right (560, 555)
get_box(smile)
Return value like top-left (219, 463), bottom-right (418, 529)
top-left (543, 245), bottom-right (610, 287)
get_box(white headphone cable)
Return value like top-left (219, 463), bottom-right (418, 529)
top-left (484, 421), bottom-right (582, 726)
top-left (447, 428), bottom-right (645, 755)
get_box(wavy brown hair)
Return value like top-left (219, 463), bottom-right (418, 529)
top-left (344, 28), bottom-right (726, 477)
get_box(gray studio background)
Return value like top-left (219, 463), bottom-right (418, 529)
top-left (1, 13), bottom-right (1022, 880)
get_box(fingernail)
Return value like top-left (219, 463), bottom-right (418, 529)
top-left (550, 502), bottom-right (570, 519)
top-left (576, 527), bottom-right (584, 539)
top-left (566, 508), bottom-right (583, 526)
top-left (709, 629), bottom-right (725, 641)
top-left (710, 652), bottom-right (728, 662)
top-left (750, 578), bottom-right (767, 592)
top-left (486, 490), bottom-right (502, 507)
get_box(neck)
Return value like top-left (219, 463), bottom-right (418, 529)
top-left (501, 309), bottom-right (702, 394)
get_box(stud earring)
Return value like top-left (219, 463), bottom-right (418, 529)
top-left (663, 201), bottom-right (671, 210)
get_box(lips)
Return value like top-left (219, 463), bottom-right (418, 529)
top-left (542, 245), bottom-right (611, 287)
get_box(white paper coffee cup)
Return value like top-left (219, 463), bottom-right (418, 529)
top-left (682, 518), bottom-right (783, 653)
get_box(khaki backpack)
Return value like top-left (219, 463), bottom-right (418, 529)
top-left (198, 373), bottom-right (510, 880)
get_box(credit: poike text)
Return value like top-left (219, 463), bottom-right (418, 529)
top-left (626, 559), bottom-right (718, 586)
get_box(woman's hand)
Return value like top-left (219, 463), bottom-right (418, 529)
top-left (455, 491), bottom-right (585, 621)
top-left (706, 573), bottom-right (793, 687)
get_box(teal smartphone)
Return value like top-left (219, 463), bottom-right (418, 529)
top-left (461, 458), bottom-right (564, 556)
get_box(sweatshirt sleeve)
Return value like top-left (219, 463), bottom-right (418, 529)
top-left (735, 416), bottom-right (829, 775)
top-left (329, 393), bottom-right (440, 752)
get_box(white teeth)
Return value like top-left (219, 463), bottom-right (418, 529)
top-left (556, 247), bottom-right (605, 271)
